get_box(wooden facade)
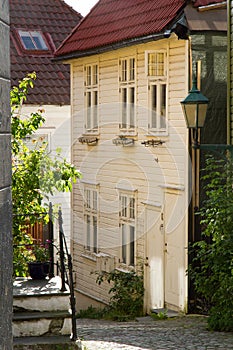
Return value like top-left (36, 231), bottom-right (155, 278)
top-left (69, 36), bottom-right (190, 312)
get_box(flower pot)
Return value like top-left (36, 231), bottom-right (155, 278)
top-left (28, 261), bottom-right (50, 280)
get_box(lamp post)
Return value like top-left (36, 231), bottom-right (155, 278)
top-left (181, 76), bottom-right (209, 147)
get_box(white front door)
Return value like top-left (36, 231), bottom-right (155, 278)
top-left (164, 189), bottom-right (187, 311)
top-left (145, 206), bottom-right (164, 313)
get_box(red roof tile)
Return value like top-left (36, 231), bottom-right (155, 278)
top-left (55, 0), bottom-right (187, 58)
top-left (10, 0), bottom-right (82, 105)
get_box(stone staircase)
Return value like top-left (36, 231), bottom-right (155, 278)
top-left (13, 276), bottom-right (76, 348)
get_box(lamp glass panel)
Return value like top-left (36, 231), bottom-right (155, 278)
top-left (197, 104), bottom-right (208, 127)
top-left (182, 104), bottom-right (197, 128)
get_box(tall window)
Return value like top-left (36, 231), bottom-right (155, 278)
top-left (85, 64), bottom-right (98, 132)
top-left (119, 58), bottom-right (136, 130)
top-left (84, 188), bottom-right (98, 253)
top-left (146, 51), bottom-right (167, 133)
top-left (119, 193), bottom-right (136, 266)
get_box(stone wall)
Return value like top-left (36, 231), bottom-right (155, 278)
top-left (0, 0), bottom-right (12, 349)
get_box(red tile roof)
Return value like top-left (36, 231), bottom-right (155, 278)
top-left (55, 0), bottom-right (187, 58)
top-left (10, 0), bottom-right (82, 105)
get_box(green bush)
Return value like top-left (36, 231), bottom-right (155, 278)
top-left (189, 155), bottom-right (233, 331)
top-left (96, 268), bottom-right (144, 319)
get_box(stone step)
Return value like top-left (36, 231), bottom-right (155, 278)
top-left (13, 311), bottom-right (72, 338)
top-left (13, 335), bottom-right (78, 350)
top-left (13, 276), bottom-right (70, 312)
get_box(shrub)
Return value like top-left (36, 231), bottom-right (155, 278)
top-left (96, 268), bottom-right (144, 319)
top-left (189, 155), bottom-right (233, 331)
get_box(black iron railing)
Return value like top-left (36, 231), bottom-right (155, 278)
top-left (58, 208), bottom-right (77, 341)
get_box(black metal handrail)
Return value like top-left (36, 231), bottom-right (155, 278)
top-left (58, 208), bottom-right (77, 341)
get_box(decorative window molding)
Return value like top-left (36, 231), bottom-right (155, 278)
top-left (119, 57), bottom-right (136, 132)
top-left (78, 136), bottom-right (98, 145)
top-left (112, 136), bottom-right (135, 146)
top-left (84, 64), bottom-right (99, 133)
top-left (141, 139), bottom-right (165, 147)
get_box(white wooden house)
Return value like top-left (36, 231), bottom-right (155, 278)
top-left (55, 0), bottom-right (227, 312)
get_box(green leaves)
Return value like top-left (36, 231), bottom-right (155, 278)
top-left (189, 155), bottom-right (233, 331)
top-left (12, 73), bottom-right (81, 276)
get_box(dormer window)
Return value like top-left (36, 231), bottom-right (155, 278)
top-left (18, 30), bottom-right (48, 51)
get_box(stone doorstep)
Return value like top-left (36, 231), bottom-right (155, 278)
top-left (13, 311), bottom-right (72, 338)
top-left (13, 335), bottom-right (79, 350)
top-left (13, 276), bottom-right (70, 297)
top-left (14, 294), bottom-right (71, 313)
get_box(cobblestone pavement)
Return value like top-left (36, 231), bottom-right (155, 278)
top-left (76, 316), bottom-right (233, 350)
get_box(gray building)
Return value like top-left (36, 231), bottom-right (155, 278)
top-left (0, 0), bottom-right (12, 349)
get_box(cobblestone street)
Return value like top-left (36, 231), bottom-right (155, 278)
top-left (77, 316), bottom-right (233, 350)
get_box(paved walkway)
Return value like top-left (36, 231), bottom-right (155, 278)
top-left (76, 316), bottom-right (233, 350)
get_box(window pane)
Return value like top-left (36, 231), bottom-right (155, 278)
top-left (157, 52), bottom-right (165, 76)
top-left (93, 190), bottom-right (97, 211)
top-left (129, 197), bottom-right (135, 219)
top-left (93, 216), bottom-right (98, 253)
top-left (87, 66), bottom-right (92, 86)
top-left (148, 53), bottom-right (156, 76)
top-left (129, 87), bottom-right (135, 128)
top-left (160, 84), bottom-right (166, 128)
top-left (121, 60), bottom-right (127, 81)
top-left (151, 85), bottom-right (157, 129)
top-left (122, 224), bottom-right (126, 263)
top-left (93, 91), bottom-right (98, 129)
top-left (21, 35), bottom-right (35, 50)
top-left (93, 65), bottom-right (98, 85)
top-left (129, 58), bottom-right (135, 81)
top-left (31, 32), bottom-right (48, 50)
top-left (86, 92), bottom-right (91, 129)
top-left (129, 226), bottom-right (135, 266)
top-left (120, 195), bottom-right (127, 217)
top-left (86, 215), bottom-right (91, 250)
top-left (121, 88), bottom-right (127, 128)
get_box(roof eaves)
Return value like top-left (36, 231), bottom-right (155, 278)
top-left (54, 32), bottom-right (169, 62)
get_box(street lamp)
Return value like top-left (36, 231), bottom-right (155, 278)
top-left (181, 77), bottom-right (209, 147)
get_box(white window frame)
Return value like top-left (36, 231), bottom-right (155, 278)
top-left (84, 187), bottom-right (98, 253)
top-left (84, 64), bottom-right (99, 133)
top-left (119, 57), bottom-right (136, 131)
top-left (119, 192), bottom-right (136, 266)
top-left (146, 50), bottom-right (168, 134)
top-left (18, 30), bottom-right (48, 51)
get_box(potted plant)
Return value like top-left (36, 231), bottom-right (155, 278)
top-left (28, 242), bottom-right (50, 280)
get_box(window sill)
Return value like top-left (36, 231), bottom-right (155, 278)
top-left (146, 131), bottom-right (168, 137)
top-left (116, 264), bottom-right (135, 273)
top-left (81, 250), bottom-right (97, 262)
top-left (119, 129), bottom-right (137, 137)
top-left (83, 130), bottom-right (99, 136)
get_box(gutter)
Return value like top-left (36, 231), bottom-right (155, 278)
top-left (53, 32), bottom-right (166, 62)
top-left (198, 1), bottom-right (227, 12)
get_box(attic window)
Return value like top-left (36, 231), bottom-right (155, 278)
top-left (18, 30), bottom-right (48, 51)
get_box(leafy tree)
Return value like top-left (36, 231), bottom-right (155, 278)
top-left (11, 73), bottom-right (81, 276)
top-left (189, 155), bottom-right (233, 331)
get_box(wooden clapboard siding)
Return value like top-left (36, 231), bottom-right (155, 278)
top-left (70, 35), bottom-right (188, 307)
